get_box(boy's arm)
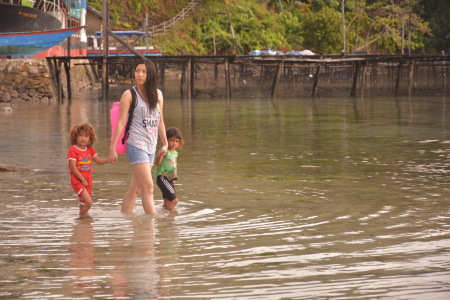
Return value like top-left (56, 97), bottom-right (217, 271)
top-left (93, 155), bottom-right (110, 165)
top-left (154, 152), bottom-right (165, 166)
top-left (69, 160), bottom-right (88, 187)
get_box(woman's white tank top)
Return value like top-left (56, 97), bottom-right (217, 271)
top-left (126, 87), bottom-right (161, 154)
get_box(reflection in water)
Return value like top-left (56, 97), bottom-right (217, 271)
top-left (69, 218), bottom-right (96, 295)
top-left (110, 217), bottom-right (158, 299)
top-left (0, 92), bottom-right (450, 299)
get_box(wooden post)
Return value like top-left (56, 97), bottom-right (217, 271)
top-left (46, 58), bottom-right (59, 102)
top-left (186, 58), bottom-right (191, 100)
top-left (159, 63), bottom-right (165, 89)
top-left (101, 0), bottom-right (109, 101)
top-left (311, 65), bottom-right (320, 97)
top-left (225, 58), bottom-right (231, 98)
top-left (360, 65), bottom-right (367, 97)
top-left (64, 61), bottom-right (72, 100)
top-left (408, 59), bottom-right (415, 96)
top-left (190, 57), bottom-right (195, 99)
top-left (350, 63), bottom-right (359, 97)
top-left (180, 61), bottom-right (186, 98)
top-left (395, 62), bottom-right (402, 96)
top-left (55, 60), bottom-right (63, 102)
top-left (271, 61), bottom-right (284, 98)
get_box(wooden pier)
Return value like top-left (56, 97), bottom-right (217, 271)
top-left (46, 53), bottom-right (450, 101)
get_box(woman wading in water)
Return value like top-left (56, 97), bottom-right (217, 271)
top-left (109, 60), bottom-right (168, 214)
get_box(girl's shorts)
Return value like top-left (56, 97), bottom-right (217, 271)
top-left (126, 144), bottom-right (155, 165)
top-left (156, 175), bottom-right (177, 201)
top-left (71, 173), bottom-right (92, 206)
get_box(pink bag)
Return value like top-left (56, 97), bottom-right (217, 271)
top-left (110, 102), bottom-right (128, 154)
top-left (110, 87), bottom-right (137, 154)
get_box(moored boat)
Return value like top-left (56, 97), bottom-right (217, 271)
top-left (0, 27), bottom-right (84, 56)
top-left (0, 0), bottom-right (86, 58)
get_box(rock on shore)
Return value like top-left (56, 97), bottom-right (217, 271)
top-left (0, 163), bottom-right (30, 172)
top-left (0, 59), bottom-right (99, 104)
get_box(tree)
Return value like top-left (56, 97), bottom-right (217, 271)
top-left (298, 6), bottom-right (343, 53)
top-left (343, 0), bottom-right (432, 54)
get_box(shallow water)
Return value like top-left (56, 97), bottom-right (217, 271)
top-left (1, 90), bottom-right (450, 299)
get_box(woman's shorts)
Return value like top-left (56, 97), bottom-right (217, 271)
top-left (126, 144), bottom-right (155, 165)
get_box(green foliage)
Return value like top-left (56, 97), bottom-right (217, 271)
top-left (298, 7), bottom-right (343, 53)
top-left (87, 0), bottom-right (447, 55)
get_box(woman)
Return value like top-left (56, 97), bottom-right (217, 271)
top-left (109, 60), bottom-right (168, 214)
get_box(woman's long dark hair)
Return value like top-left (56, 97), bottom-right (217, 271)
top-left (139, 59), bottom-right (158, 109)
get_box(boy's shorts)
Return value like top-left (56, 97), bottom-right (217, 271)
top-left (71, 173), bottom-right (93, 206)
top-left (156, 175), bottom-right (177, 201)
top-left (126, 144), bottom-right (155, 165)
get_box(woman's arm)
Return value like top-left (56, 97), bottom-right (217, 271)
top-left (157, 90), bottom-right (168, 155)
top-left (109, 89), bottom-right (132, 163)
top-left (69, 160), bottom-right (88, 187)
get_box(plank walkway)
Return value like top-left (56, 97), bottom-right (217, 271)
top-left (47, 54), bottom-right (450, 101)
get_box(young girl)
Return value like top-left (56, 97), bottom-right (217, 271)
top-left (68, 123), bottom-right (109, 217)
top-left (155, 127), bottom-right (184, 211)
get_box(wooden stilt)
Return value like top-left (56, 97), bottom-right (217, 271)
top-left (46, 58), bottom-right (60, 102)
top-left (159, 63), bottom-right (165, 88)
top-left (408, 59), bottom-right (415, 96)
top-left (311, 65), bottom-right (320, 97)
top-left (214, 64), bottom-right (218, 81)
top-left (101, 0), bottom-right (109, 101)
top-left (190, 57), bottom-right (195, 98)
top-left (63, 61), bottom-right (71, 100)
top-left (180, 62), bottom-right (186, 98)
top-left (186, 58), bottom-right (191, 100)
top-left (225, 58), bottom-right (231, 98)
top-left (395, 62), bottom-right (402, 96)
top-left (351, 63), bottom-right (359, 97)
top-left (271, 61), bottom-right (284, 98)
top-left (55, 60), bottom-right (63, 102)
top-left (360, 65), bottom-right (367, 97)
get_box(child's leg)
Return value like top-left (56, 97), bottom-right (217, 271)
top-left (163, 198), bottom-right (178, 210)
top-left (157, 176), bottom-right (178, 211)
top-left (79, 189), bottom-right (93, 216)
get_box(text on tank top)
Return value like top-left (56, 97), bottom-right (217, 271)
top-left (126, 87), bottom-right (161, 154)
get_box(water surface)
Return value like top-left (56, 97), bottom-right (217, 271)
top-left (0, 91), bottom-right (449, 299)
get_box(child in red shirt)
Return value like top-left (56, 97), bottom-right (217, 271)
top-left (68, 123), bottom-right (109, 217)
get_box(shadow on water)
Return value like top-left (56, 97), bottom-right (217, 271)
top-left (0, 90), bottom-right (450, 299)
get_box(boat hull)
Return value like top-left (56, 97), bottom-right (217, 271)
top-left (0, 27), bottom-right (84, 56)
top-left (0, 3), bottom-right (62, 33)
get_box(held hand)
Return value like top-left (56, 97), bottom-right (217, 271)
top-left (159, 145), bottom-right (168, 157)
top-left (109, 149), bottom-right (118, 164)
top-left (82, 179), bottom-right (89, 188)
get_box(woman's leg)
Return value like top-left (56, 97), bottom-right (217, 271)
top-left (121, 162), bottom-right (155, 214)
top-left (121, 171), bottom-right (140, 213)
